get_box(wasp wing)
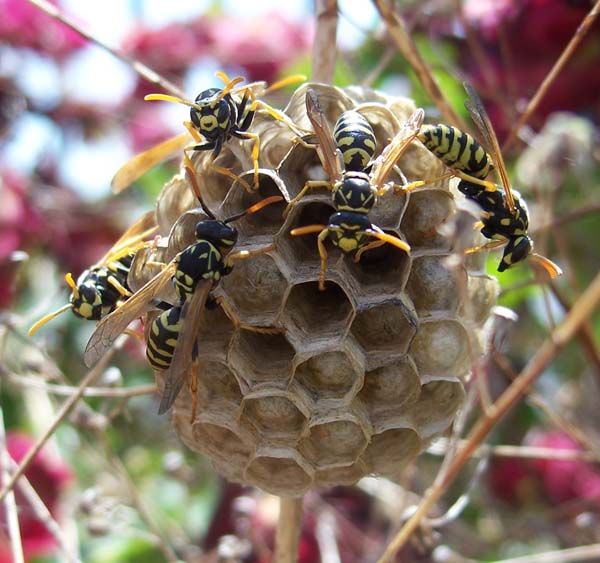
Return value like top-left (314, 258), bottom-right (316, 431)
top-left (463, 82), bottom-right (515, 211)
top-left (94, 211), bottom-right (158, 267)
top-left (83, 261), bottom-right (176, 367)
top-left (305, 89), bottom-right (343, 182)
top-left (157, 279), bottom-right (212, 414)
top-left (111, 133), bottom-right (190, 193)
top-left (369, 108), bottom-right (424, 190)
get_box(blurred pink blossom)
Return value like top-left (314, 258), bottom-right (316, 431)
top-left (527, 430), bottom-right (600, 506)
top-left (208, 13), bottom-right (311, 83)
top-left (0, 0), bottom-right (85, 58)
top-left (0, 432), bottom-right (73, 562)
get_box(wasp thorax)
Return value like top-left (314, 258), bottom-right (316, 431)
top-left (194, 220), bottom-right (238, 249)
top-left (136, 83), bottom-right (498, 497)
top-left (333, 173), bottom-right (375, 213)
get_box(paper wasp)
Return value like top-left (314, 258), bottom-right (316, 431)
top-left (83, 166), bottom-right (283, 414)
top-left (112, 71), bottom-right (306, 194)
top-left (28, 212), bottom-right (158, 336)
top-left (288, 89), bottom-right (421, 290)
top-left (415, 83), bottom-right (561, 278)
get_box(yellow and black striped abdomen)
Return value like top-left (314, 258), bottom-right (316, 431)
top-left (333, 111), bottom-right (376, 172)
top-left (146, 305), bottom-right (183, 370)
top-left (417, 124), bottom-right (491, 179)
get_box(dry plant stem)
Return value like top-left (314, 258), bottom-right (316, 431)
top-left (549, 284), bottom-right (600, 377)
top-left (275, 496), bottom-right (304, 563)
top-left (503, 0), bottom-right (600, 151)
top-left (377, 269), bottom-right (600, 563)
top-left (493, 543), bottom-right (600, 563)
top-left (97, 432), bottom-right (180, 563)
top-left (5, 373), bottom-right (157, 398)
top-left (312, 0), bottom-right (338, 83)
top-left (429, 440), bottom-right (600, 464)
top-left (9, 458), bottom-right (81, 563)
top-left (373, 0), bottom-right (468, 130)
top-left (0, 348), bottom-right (115, 505)
top-left (0, 408), bottom-right (25, 563)
top-left (493, 350), bottom-right (600, 460)
top-left (26, 0), bottom-right (186, 98)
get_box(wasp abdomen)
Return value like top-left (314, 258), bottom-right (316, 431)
top-left (333, 111), bottom-right (376, 172)
top-left (146, 306), bottom-right (183, 370)
top-left (418, 124), bottom-right (491, 180)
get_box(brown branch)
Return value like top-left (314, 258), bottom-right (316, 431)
top-left (275, 496), bottom-right (304, 563)
top-left (493, 543), bottom-right (600, 563)
top-left (312, 0), bottom-right (338, 83)
top-left (377, 269), bottom-right (600, 562)
top-left (373, 0), bottom-right (467, 130)
top-left (26, 0), bottom-right (186, 98)
top-left (0, 349), bottom-right (115, 505)
top-left (503, 0), bottom-right (600, 151)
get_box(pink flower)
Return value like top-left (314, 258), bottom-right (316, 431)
top-left (123, 21), bottom-right (212, 76)
top-left (0, 432), bottom-right (73, 562)
top-left (527, 430), bottom-right (600, 506)
top-left (124, 103), bottom-right (178, 153)
top-left (487, 457), bottom-right (537, 505)
top-left (460, 0), bottom-right (600, 138)
top-left (208, 13), bottom-right (311, 82)
top-left (0, 0), bottom-right (85, 58)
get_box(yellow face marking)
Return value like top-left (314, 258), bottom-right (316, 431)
top-left (200, 115), bottom-right (218, 131)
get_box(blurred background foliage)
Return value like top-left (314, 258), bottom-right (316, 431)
top-left (1, 0), bottom-right (600, 561)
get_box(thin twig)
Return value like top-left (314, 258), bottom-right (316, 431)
top-left (0, 408), bottom-right (25, 563)
top-left (373, 0), bottom-right (467, 130)
top-left (9, 457), bottom-right (82, 563)
top-left (26, 0), bottom-right (186, 98)
top-left (377, 269), bottom-right (600, 562)
top-left (503, 0), bottom-right (600, 151)
top-left (493, 543), bottom-right (600, 563)
top-left (6, 373), bottom-right (157, 398)
top-left (96, 432), bottom-right (180, 562)
top-left (0, 349), bottom-right (115, 505)
top-left (312, 0), bottom-right (338, 83)
top-left (428, 440), bottom-right (600, 464)
top-left (275, 496), bottom-right (304, 563)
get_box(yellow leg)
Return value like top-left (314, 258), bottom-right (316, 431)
top-left (208, 163), bottom-right (253, 193)
top-left (183, 120), bottom-right (203, 143)
top-left (283, 181), bottom-right (332, 218)
top-left (465, 239), bottom-right (506, 255)
top-left (107, 275), bottom-right (132, 298)
top-left (216, 297), bottom-right (284, 334)
top-left (317, 229), bottom-right (330, 291)
top-left (224, 244), bottom-right (276, 268)
top-left (395, 171), bottom-right (455, 194)
top-left (354, 239), bottom-right (386, 263)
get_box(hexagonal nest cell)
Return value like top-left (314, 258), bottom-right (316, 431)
top-left (127, 82), bottom-right (498, 496)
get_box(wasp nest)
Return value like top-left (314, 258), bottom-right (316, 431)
top-left (130, 83), bottom-right (498, 496)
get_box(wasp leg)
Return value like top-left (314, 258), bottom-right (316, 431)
top-left (354, 239), bottom-right (387, 263)
top-left (224, 244), bottom-right (276, 269)
top-left (396, 171), bottom-right (456, 193)
top-left (183, 120), bottom-right (203, 143)
top-left (283, 180), bottom-right (332, 218)
top-left (465, 238), bottom-right (507, 255)
top-left (216, 297), bottom-right (284, 334)
top-left (231, 130), bottom-right (261, 189)
top-left (189, 358), bottom-right (199, 424)
top-left (316, 228), bottom-right (330, 291)
top-left (106, 275), bottom-right (132, 298)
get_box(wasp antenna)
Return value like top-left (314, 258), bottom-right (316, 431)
top-left (531, 253), bottom-right (563, 279)
top-left (263, 74), bottom-right (307, 94)
top-left (224, 196), bottom-right (284, 224)
top-left (215, 74), bottom-right (246, 103)
top-left (366, 230), bottom-right (411, 253)
top-left (144, 93), bottom-right (203, 112)
top-left (64, 273), bottom-right (79, 298)
top-left (290, 224), bottom-right (327, 236)
top-left (184, 166), bottom-right (215, 219)
top-left (28, 303), bottom-right (73, 336)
